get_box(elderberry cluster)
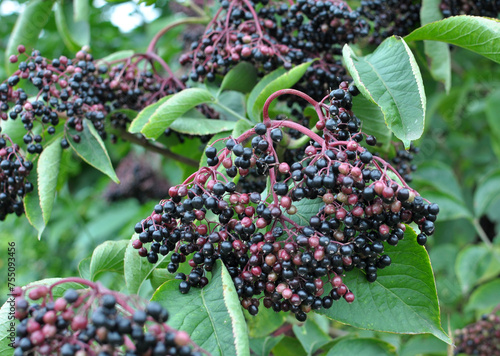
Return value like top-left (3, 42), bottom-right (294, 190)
top-left (180, 0), bottom-right (372, 100)
top-left (1, 46), bottom-right (183, 151)
top-left (132, 83), bottom-right (439, 321)
top-left (440, 0), bottom-right (500, 18)
top-left (454, 310), bottom-right (500, 356)
top-left (358, 0), bottom-right (421, 45)
top-left (0, 132), bottom-right (33, 220)
top-left (11, 280), bottom-right (204, 356)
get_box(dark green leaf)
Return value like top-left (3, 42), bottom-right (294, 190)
top-left (151, 260), bottom-right (249, 356)
top-left (170, 117), bottom-right (237, 135)
top-left (485, 90), bottom-right (500, 160)
top-left (250, 335), bottom-right (284, 356)
top-left (465, 279), bottom-right (500, 314)
top-left (343, 37), bottom-right (426, 148)
top-left (405, 15), bottom-right (500, 64)
top-left (413, 161), bottom-right (472, 221)
top-left (141, 88), bottom-right (215, 139)
top-left (213, 91), bottom-right (248, 122)
top-left (284, 198), bottom-right (323, 227)
top-left (271, 336), bottom-right (306, 356)
top-left (455, 245), bottom-right (500, 294)
top-left (399, 334), bottom-right (447, 356)
top-left (23, 161), bottom-right (45, 239)
top-left (67, 119), bottom-right (119, 183)
top-left (89, 240), bottom-right (129, 281)
top-left (351, 95), bottom-right (391, 150)
top-left (250, 62), bottom-right (314, 122)
top-left (317, 226), bottom-right (451, 344)
top-left (219, 61), bottom-right (257, 94)
top-left (245, 307), bottom-right (285, 338)
top-left (37, 136), bottom-right (62, 225)
top-left (5, 0), bottom-right (55, 73)
top-left (474, 168), bottom-right (500, 217)
top-left (128, 95), bottom-right (171, 133)
top-left (124, 234), bottom-right (168, 294)
top-left (292, 318), bottom-right (331, 355)
top-left (325, 338), bottom-right (397, 356)
top-left (420, 0), bottom-right (451, 92)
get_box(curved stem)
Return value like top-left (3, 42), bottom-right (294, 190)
top-left (147, 16), bottom-right (210, 53)
top-left (472, 218), bottom-right (493, 248)
top-left (119, 130), bottom-right (198, 167)
top-left (145, 51), bottom-right (185, 88)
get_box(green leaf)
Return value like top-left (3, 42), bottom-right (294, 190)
top-left (232, 119), bottom-right (253, 140)
top-left (128, 95), bottom-right (172, 133)
top-left (245, 306), bottom-right (285, 338)
top-left (78, 257), bottom-right (91, 280)
top-left (250, 335), bottom-right (284, 356)
top-left (249, 62), bottom-right (314, 122)
top-left (67, 119), bottom-right (119, 183)
top-left (73, 0), bottom-right (89, 23)
top-left (23, 161), bottom-right (45, 239)
top-left (412, 161), bottom-right (472, 221)
top-left (89, 240), bottom-right (129, 281)
top-left (99, 50), bottom-right (135, 63)
top-left (485, 90), bottom-right (500, 160)
top-left (420, 0), bottom-right (451, 92)
top-left (219, 61), bottom-right (258, 94)
top-left (405, 16), bottom-right (500, 64)
top-left (124, 234), bottom-right (168, 294)
top-left (5, 0), bottom-right (55, 74)
top-left (37, 136), bottom-right (62, 225)
top-left (456, 245), bottom-right (500, 294)
top-left (213, 91), bottom-right (249, 122)
top-left (54, 0), bottom-right (90, 52)
top-left (292, 318), bottom-right (331, 355)
top-left (325, 338), bottom-right (397, 356)
top-left (247, 68), bottom-right (286, 122)
top-left (351, 95), bottom-right (391, 150)
top-left (317, 226), bottom-right (451, 344)
top-left (343, 37), bottom-right (426, 148)
top-left (399, 334), bottom-right (447, 356)
top-left (271, 336), bottom-right (306, 356)
top-left (466, 279), bottom-right (500, 314)
top-left (151, 260), bottom-right (249, 356)
top-left (0, 297), bottom-right (16, 356)
top-left (141, 88), bottom-right (215, 139)
top-left (170, 117), bottom-right (237, 135)
top-left (284, 198), bottom-right (323, 227)
top-left (474, 168), bottom-right (500, 217)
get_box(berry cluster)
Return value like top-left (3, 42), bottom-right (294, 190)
top-left (180, 0), bottom-right (370, 100)
top-left (391, 142), bottom-right (419, 183)
top-left (454, 308), bottom-right (500, 356)
top-left (358, 0), bottom-right (421, 45)
top-left (440, 0), bottom-right (500, 18)
top-left (11, 279), bottom-right (206, 356)
top-left (132, 84), bottom-right (439, 321)
top-left (0, 132), bottom-right (33, 220)
top-left (1, 46), bottom-right (183, 151)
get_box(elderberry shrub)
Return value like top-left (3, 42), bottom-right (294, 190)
top-left (454, 309), bottom-right (500, 356)
top-left (440, 0), bottom-right (500, 18)
top-left (0, 132), bottom-right (33, 220)
top-left (132, 84), bottom-right (439, 321)
top-left (11, 280), bottom-right (205, 356)
top-left (1, 46), bottom-right (183, 151)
